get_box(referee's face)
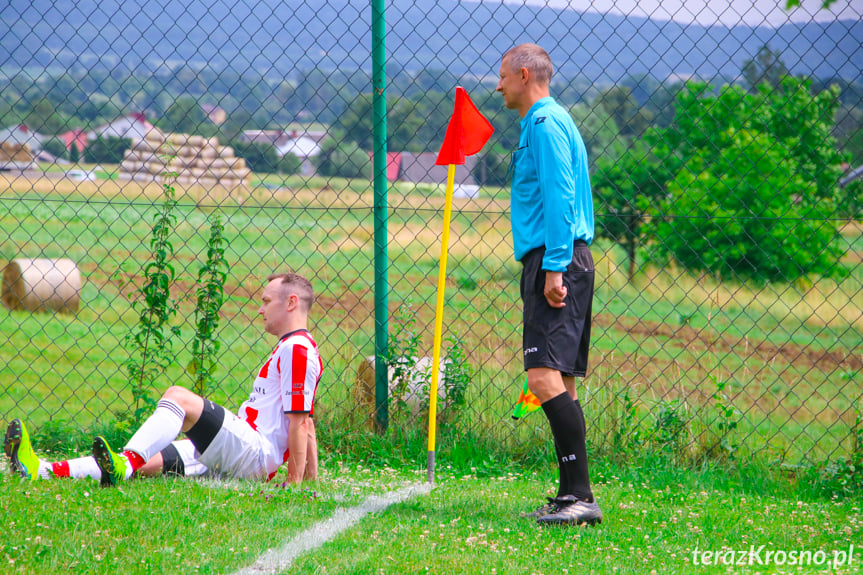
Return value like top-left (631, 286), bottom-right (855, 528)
top-left (497, 56), bottom-right (524, 112)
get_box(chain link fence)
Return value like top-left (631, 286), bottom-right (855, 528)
top-left (1, 0), bottom-right (861, 467)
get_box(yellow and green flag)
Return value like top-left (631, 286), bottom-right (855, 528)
top-left (511, 377), bottom-right (541, 419)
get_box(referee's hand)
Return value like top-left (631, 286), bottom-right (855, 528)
top-left (544, 271), bottom-right (567, 308)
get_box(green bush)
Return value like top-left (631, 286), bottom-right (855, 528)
top-left (277, 152), bottom-right (302, 175)
top-left (472, 147), bottom-right (509, 187)
top-left (84, 136), bottom-right (131, 164)
top-left (314, 138), bottom-right (370, 179)
top-left (231, 141), bottom-right (278, 174)
top-left (41, 137), bottom-right (68, 161)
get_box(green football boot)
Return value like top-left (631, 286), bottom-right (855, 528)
top-left (4, 419), bottom-right (41, 480)
top-left (93, 436), bottom-right (128, 487)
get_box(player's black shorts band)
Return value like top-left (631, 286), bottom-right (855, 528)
top-left (160, 443), bottom-right (185, 476)
top-left (186, 399), bottom-right (225, 455)
top-left (520, 241), bottom-right (594, 377)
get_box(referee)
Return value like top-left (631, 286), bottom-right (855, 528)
top-left (497, 43), bottom-right (602, 525)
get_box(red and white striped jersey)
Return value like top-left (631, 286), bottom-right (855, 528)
top-left (238, 329), bottom-right (322, 469)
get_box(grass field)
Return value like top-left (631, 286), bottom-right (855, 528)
top-left (1, 171), bottom-right (860, 468)
top-left (2, 452), bottom-right (862, 574)
top-left (1, 169), bottom-right (861, 573)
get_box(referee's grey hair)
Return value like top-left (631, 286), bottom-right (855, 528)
top-left (503, 43), bottom-right (553, 86)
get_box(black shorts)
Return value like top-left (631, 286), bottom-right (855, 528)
top-left (185, 399), bottom-right (225, 455)
top-left (520, 241), bottom-right (594, 378)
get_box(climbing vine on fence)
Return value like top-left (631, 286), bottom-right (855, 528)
top-left (188, 212), bottom-right (229, 396)
top-left (125, 168), bottom-right (180, 422)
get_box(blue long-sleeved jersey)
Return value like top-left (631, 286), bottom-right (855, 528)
top-left (509, 97), bottom-right (594, 271)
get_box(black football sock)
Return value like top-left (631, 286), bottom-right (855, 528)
top-left (541, 391), bottom-right (593, 501)
top-left (554, 440), bottom-right (569, 498)
top-left (572, 398), bottom-right (593, 501)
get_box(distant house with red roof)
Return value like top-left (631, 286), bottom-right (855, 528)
top-left (0, 125), bottom-right (44, 151)
top-left (398, 152), bottom-right (478, 187)
top-left (87, 113), bottom-right (154, 143)
top-left (60, 129), bottom-right (88, 153)
top-left (372, 151), bottom-right (480, 197)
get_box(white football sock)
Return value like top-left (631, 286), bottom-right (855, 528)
top-left (50, 455), bottom-right (135, 480)
top-left (124, 399), bottom-right (186, 462)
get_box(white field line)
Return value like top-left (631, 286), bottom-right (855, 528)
top-left (230, 482), bottom-right (431, 575)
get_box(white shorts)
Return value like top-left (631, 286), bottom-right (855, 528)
top-left (185, 399), bottom-right (274, 480)
top-left (161, 439), bottom-right (209, 477)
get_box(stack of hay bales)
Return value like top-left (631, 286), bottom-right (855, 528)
top-left (119, 129), bottom-right (251, 188)
top-left (0, 142), bottom-right (36, 169)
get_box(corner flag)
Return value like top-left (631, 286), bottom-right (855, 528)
top-left (435, 87), bottom-right (495, 166)
top-left (427, 87), bottom-right (493, 485)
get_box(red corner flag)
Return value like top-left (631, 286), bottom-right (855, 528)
top-left (435, 87), bottom-right (494, 166)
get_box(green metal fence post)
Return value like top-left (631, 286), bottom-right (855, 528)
top-left (372, 0), bottom-right (389, 433)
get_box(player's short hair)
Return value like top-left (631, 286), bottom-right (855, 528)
top-left (266, 272), bottom-right (314, 313)
top-left (503, 43), bottom-right (553, 86)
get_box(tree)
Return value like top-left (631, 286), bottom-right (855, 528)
top-left (334, 93), bottom-right (444, 153)
top-left (742, 45), bottom-right (790, 92)
top-left (84, 136), bottom-right (131, 164)
top-left (593, 141), bottom-right (672, 280)
top-left (592, 86), bottom-right (653, 139)
top-left (231, 141), bottom-right (278, 174)
top-left (41, 137), bottom-right (68, 161)
top-left (472, 145), bottom-right (510, 187)
top-left (158, 96), bottom-right (207, 134)
top-left (650, 78), bottom-right (847, 283)
top-left (277, 153), bottom-right (302, 176)
top-left (314, 138), bottom-right (370, 179)
top-left (569, 103), bottom-right (625, 168)
top-left (25, 98), bottom-right (68, 135)
top-left (654, 128), bottom-right (842, 282)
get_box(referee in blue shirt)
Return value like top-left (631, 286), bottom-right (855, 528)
top-left (498, 43), bottom-right (602, 526)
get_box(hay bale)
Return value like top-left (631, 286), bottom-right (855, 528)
top-left (199, 147), bottom-right (218, 160)
top-left (225, 157), bottom-right (246, 170)
top-left (205, 158), bottom-right (228, 171)
top-left (2, 259), bottom-right (81, 314)
top-left (145, 128), bottom-right (165, 143)
top-left (178, 145), bottom-right (196, 158)
top-left (169, 133), bottom-right (190, 147)
top-left (136, 139), bottom-right (160, 153)
top-left (353, 355), bottom-right (447, 424)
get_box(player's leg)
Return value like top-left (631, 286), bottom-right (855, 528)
top-left (4, 419), bottom-right (52, 480)
top-left (190, 402), bottom-right (271, 480)
top-left (136, 440), bottom-right (209, 478)
top-left (95, 386), bottom-right (205, 486)
top-left (4, 419), bottom-right (108, 481)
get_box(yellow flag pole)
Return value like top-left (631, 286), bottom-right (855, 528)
top-left (427, 163), bottom-right (456, 484)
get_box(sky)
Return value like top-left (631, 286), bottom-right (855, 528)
top-left (509, 0), bottom-right (863, 26)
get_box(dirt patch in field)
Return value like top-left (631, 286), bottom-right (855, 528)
top-left (594, 313), bottom-right (861, 372)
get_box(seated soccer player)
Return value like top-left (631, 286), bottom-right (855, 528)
top-left (3, 273), bottom-right (322, 486)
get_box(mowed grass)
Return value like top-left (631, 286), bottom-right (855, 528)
top-left (0, 173), bottom-right (861, 464)
top-left (2, 454), bottom-right (862, 575)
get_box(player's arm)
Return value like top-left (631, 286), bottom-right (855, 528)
top-left (279, 338), bottom-right (316, 483)
top-left (285, 411), bottom-right (309, 483)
